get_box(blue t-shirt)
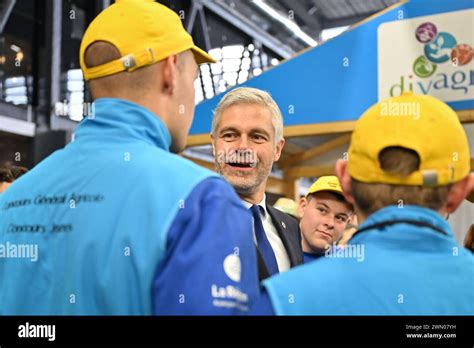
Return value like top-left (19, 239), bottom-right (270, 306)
top-left (303, 245), bottom-right (343, 263)
top-left (304, 252), bottom-right (323, 263)
top-left (0, 98), bottom-right (260, 315)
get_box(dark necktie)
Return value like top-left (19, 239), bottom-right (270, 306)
top-left (249, 205), bottom-right (279, 276)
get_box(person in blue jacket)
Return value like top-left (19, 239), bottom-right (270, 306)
top-left (259, 92), bottom-right (474, 315)
top-left (0, 0), bottom-right (260, 315)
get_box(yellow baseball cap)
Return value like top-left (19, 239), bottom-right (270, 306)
top-left (348, 92), bottom-right (470, 186)
top-left (79, 0), bottom-right (216, 81)
top-left (306, 176), bottom-right (344, 197)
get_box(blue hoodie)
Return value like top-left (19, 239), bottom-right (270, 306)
top-left (0, 98), bottom-right (260, 315)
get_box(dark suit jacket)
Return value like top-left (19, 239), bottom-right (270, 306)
top-left (256, 204), bottom-right (304, 281)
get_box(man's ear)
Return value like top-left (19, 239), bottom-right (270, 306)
top-left (298, 197), bottom-right (307, 218)
top-left (335, 159), bottom-right (356, 206)
top-left (274, 138), bottom-right (285, 162)
top-left (345, 215), bottom-right (352, 226)
top-left (210, 134), bottom-right (216, 158)
top-left (161, 54), bottom-right (179, 95)
top-left (445, 173), bottom-right (474, 214)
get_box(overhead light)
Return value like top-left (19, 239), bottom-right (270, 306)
top-left (251, 0), bottom-right (318, 47)
top-left (10, 44), bottom-right (21, 52)
top-left (15, 52), bottom-right (24, 62)
top-left (67, 69), bottom-right (83, 80)
top-left (222, 45), bottom-right (244, 59)
top-left (208, 48), bottom-right (222, 61)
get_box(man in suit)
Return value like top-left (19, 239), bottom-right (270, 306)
top-left (211, 87), bottom-right (304, 281)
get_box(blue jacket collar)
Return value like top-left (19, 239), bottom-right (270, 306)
top-left (74, 98), bottom-right (172, 151)
top-left (358, 205), bottom-right (453, 237)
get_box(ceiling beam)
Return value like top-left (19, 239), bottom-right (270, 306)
top-left (0, 0), bottom-right (15, 34)
top-left (280, 140), bottom-right (306, 155)
top-left (198, 0), bottom-right (295, 59)
top-left (279, 0), bottom-right (322, 37)
top-left (284, 164), bottom-right (335, 179)
top-left (278, 133), bottom-right (351, 168)
top-left (185, 0), bottom-right (200, 32)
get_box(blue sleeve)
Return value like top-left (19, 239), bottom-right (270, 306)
top-left (152, 177), bottom-right (261, 315)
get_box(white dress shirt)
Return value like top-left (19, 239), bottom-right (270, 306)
top-left (241, 194), bottom-right (291, 273)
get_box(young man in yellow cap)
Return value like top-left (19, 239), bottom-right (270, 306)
top-left (298, 176), bottom-right (354, 263)
top-left (255, 92), bottom-right (474, 315)
top-left (0, 0), bottom-right (261, 315)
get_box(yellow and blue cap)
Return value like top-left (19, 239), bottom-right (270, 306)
top-left (79, 0), bottom-right (216, 81)
top-left (348, 92), bottom-right (471, 186)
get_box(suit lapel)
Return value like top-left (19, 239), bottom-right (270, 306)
top-left (266, 204), bottom-right (299, 267)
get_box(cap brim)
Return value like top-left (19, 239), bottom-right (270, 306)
top-left (191, 45), bottom-right (216, 64)
top-left (306, 188), bottom-right (344, 197)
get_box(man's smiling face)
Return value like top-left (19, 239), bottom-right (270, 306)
top-left (212, 103), bottom-right (283, 196)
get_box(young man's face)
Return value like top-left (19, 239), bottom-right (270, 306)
top-left (299, 191), bottom-right (352, 254)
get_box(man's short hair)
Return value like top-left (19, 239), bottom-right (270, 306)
top-left (84, 41), bottom-right (121, 69)
top-left (0, 166), bottom-right (13, 183)
top-left (84, 41), bottom-right (162, 99)
top-left (0, 165), bottom-right (28, 183)
top-left (351, 146), bottom-right (451, 215)
top-left (211, 87), bottom-right (284, 145)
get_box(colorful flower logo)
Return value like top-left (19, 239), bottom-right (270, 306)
top-left (412, 22), bottom-right (473, 78)
top-left (451, 43), bottom-right (474, 66)
top-left (415, 22), bottom-right (437, 43)
top-left (413, 55), bottom-right (437, 78)
top-left (424, 32), bottom-right (457, 63)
